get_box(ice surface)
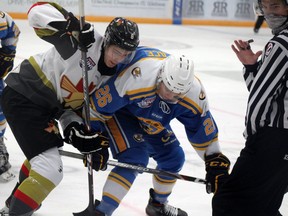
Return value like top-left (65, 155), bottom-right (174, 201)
top-left (1, 19), bottom-right (287, 215)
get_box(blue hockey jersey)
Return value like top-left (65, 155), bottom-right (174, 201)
top-left (90, 47), bottom-right (221, 159)
top-left (0, 11), bottom-right (19, 52)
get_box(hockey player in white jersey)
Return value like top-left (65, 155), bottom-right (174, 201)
top-left (0, 11), bottom-right (20, 182)
top-left (88, 49), bottom-right (230, 216)
top-left (0, 2), bottom-right (139, 216)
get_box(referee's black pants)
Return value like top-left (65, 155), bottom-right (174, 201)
top-left (212, 127), bottom-right (288, 216)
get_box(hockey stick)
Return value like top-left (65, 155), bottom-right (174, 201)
top-left (73, 1), bottom-right (95, 215)
top-left (59, 149), bottom-right (207, 185)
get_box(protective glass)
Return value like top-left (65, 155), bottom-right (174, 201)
top-left (106, 45), bottom-right (136, 64)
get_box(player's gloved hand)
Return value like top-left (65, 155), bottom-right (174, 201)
top-left (78, 24), bottom-right (95, 51)
top-left (65, 12), bottom-right (95, 51)
top-left (0, 48), bottom-right (15, 78)
top-left (83, 147), bottom-right (109, 171)
top-left (63, 122), bottom-right (109, 154)
top-left (205, 153), bottom-right (230, 194)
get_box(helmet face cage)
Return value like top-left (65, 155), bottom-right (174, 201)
top-left (160, 55), bottom-right (194, 95)
top-left (104, 17), bottom-right (140, 51)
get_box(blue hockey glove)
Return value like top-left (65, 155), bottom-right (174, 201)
top-left (205, 153), bottom-right (230, 194)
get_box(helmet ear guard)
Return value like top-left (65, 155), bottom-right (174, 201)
top-left (104, 17), bottom-right (140, 51)
top-left (160, 54), bottom-right (194, 95)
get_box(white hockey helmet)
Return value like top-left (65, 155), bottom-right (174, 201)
top-left (160, 54), bottom-right (194, 94)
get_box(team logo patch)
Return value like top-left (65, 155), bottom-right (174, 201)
top-left (79, 57), bottom-right (96, 71)
top-left (159, 101), bottom-right (171, 114)
top-left (137, 96), bottom-right (156, 108)
top-left (265, 42), bottom-right (274, 57)
top-left (199, 91), bottom-right (206, 100)
top-left (0, 12), bottom-right (5, 18)
top-left (161, 130), bottom-right (174, 142)
top-left (131, 67), bottom-right (141, 77)
top-left (133, 133), bottom-right (144, 142)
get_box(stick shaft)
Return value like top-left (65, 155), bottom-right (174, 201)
top-left (79, 0), bottom-right (91, 130)
top-left (59, 150), bottom-right (207, 185)
top-left (77, 1), bottom-right (94, 214)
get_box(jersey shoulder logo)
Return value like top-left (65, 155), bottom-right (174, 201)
top-left (0, 11), bottom-right (5, 19)
top-left (265, 42), bottom-right (274, 57)
top-left (131, 67), bottom-right (141, 77)
top-left (199, 91), bottom-right (206, 100)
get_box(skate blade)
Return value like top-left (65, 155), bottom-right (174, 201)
top-left (0, 205), bottom-right (9, 216)
top-left (0, 169), bottom-right (15, 182)
top-left (73, 206), bottom-right (97, 216)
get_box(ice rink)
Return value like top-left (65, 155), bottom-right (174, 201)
top-left (1, 19), bottom-right (288, 215)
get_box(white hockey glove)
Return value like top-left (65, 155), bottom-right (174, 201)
top-left (63, 122), bottom-right (109, 154)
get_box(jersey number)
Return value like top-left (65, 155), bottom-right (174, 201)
top-left (95, 85), bottom-right (112, 108)
top-left (203, 118), bottom-right (214, 136)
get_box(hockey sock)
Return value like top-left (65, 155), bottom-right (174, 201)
top-left (96, 166), bottom-right (138, 215)
top-left (152, 174), bottom-right (176, 204)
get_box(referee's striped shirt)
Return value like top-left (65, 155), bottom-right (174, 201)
top-left (243, 29), bottom-right (288, 139)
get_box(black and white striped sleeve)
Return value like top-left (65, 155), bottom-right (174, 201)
top-left (243, 32), bottom-right (288, 138)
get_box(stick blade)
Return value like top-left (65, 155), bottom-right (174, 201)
top-left (73, 205), bottom-right (96, 216)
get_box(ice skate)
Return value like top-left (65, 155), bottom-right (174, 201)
top-left (94, 199), bottom-right (106, 216)
top-left (0, 137), bottom-right (14, 182)
top-left (2, 192), bottom-right (42, 216)
top-left (0, 167), bottom-right (15, 182)
top-left (0, 205), bottom-right (9, 216)
top-left (145, 188), bottom-right (188, 216)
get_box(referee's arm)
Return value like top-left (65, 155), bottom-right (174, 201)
top-left (243, 38), bottom-right (288, 137)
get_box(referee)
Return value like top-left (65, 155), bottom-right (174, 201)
top-left (212, 0), bottom-right (288, 216)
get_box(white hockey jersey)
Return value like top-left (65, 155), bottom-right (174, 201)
top-left (5, 2), bottom-right (113, 118)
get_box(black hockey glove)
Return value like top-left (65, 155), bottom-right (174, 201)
top-left (83, 147), bottom-right (109, 171)
top-left (0, 48), bottom-right (15, 78)
top-left (205, 153), bottom-right (230, 194)
top-left (63, 122), bottom-right (109, 154)
top-left (65, 12), bottom-right (95, 51)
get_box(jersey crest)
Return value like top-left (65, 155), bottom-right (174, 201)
top-left (61, 75), bottom-right (96, 109)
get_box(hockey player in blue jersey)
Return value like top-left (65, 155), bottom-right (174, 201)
top-left (88, 49), bottom-right (231, 216)
top-left (0, 11), bottom-right (20, 182)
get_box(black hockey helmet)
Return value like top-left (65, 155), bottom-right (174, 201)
top-left (104, 17), bottom-right (139, 51)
